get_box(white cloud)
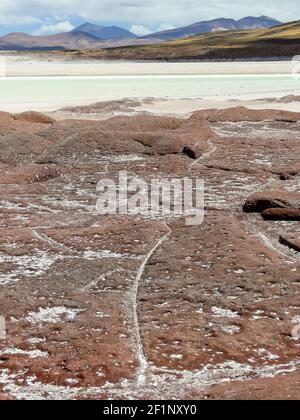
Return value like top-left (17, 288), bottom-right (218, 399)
top-left (32, 21), bottom-right (75, 35)
top-left (157, 23), bottom-right (176, 31)
top-left (0, 0), bottom-right (297, 31)
top-left (130, 24), bottom-right (152, 36)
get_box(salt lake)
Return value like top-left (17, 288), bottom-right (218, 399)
top-left (0, 74), bottom-right (299, 112)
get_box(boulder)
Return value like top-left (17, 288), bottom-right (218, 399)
top-left (243, 190), bottom-right (300, 213)
top-left (150, 121), bottom-right (219, 157)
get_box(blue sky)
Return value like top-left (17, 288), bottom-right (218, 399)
top-left (0, 0), bottom-right (298, 36)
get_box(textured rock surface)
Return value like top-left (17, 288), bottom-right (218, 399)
top-left (0, 106), bottom-right (300, 400)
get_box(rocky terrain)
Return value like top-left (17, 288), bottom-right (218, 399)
top-left (0, 105), bottom-right (300, 400)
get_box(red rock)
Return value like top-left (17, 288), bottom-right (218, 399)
top-left (279, 234), bottom-right (300, 252)
top-left (61, 99), bottom-right (142, 114)
top-left (13, 111), bottom-right (55, 125)
top-left (0, 118), bottom-right (52, 136)
top-left (204, 369), bottom-right (300, 400)
top-left (0, 164), bottom-right (67, 184)
top-left (191, 106), bottom-right (300, 123)
top-left (262, 208), bottom-right (300, 221)
top-left (150, 121), bottom-right (219, 157)
top-left (38, 128), bottom-right (148, 163)
top-left (0, 133), bottom-right (52, 164)
top-left (0, 111), bottom-right (14, 120)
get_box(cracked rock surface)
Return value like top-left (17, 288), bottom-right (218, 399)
top-left (0, 106), bottom-right (300, 400)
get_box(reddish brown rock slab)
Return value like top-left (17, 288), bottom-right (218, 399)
top-left (243, 190), bottom-right (300, 213)
top-left (262, 208), bottom-right (300, 221)
top-left (150, 121), bottom-right (219, 157)
top-left (0, 112), bottom-right (53, 136)
top-left (38, 128), bottom-right (149, 164)
top-left (37, 118), bottom-right (220, 164)
top-left (0, 217), bottom-right (171, 392)
top-left (139, 215), bottom-right (300, 372)
top-left (277, 95), bottom-right (300, 104)
top-left (100, 115), bottom-right (183, 132)
top-left (0, 393), bottom-right (15, 400)
top-left (13, 112), bottom-right (56, 125)
top-left (36, 115), bottom-right (182, 144)
top-left (0, 133), bottom-right (53, 165)
top-left (60, 99), bottom-right (142, 115)
top-left (0, 111), bottom-right (14, 120)
top-left (0, 164), bottom-right (70, 184)
top-left (205, 369), bottom-right (300, 400)
top-left (279, 234), bottom-right (300, 252)
top-left (0, 107), bottom-right (300, 399)
top-left (189, 120), bottom-right (300, 177)
top-left (191, 107), bottom-right (300, 123)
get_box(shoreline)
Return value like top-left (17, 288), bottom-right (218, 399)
top-left (0, 73), bottom-right (294, 78)
top-left (49, 98), bottom-right (300, 121)
top-left (0, 56), bottom-right (295, 77)
top-left (1, 96), bottom-right (300, 115)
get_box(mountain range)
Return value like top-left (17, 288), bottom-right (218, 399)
top-left (141, 16), bottom-right (281, 41)
top-left (93, 19), bottom-right (300, 61)
top-left (0, 16), bottom-right (282, 51)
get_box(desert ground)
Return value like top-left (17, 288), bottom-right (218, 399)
top-left (0, 59), bottom-right (300, 400)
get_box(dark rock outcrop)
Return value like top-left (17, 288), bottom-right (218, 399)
top-left (243, 190), bottom-right (300, 213)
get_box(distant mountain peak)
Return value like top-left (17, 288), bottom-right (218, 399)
top-left (72, 22), bottom-right (137, 40)
top-left (74, 23), bottom-right (104, 31)
top-left (260, 15), bottom-right (278, 20)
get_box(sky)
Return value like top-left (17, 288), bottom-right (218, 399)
top-left (0, 0), bottom-right (298, 36)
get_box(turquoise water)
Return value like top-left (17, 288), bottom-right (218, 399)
top-left (0, 75), bottom-right (299, 109)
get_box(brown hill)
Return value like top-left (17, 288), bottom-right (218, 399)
top-left (0, 31), bottom-right (144, 51)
